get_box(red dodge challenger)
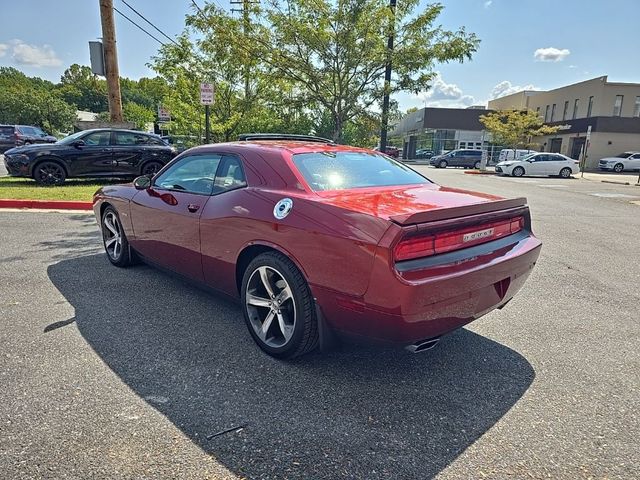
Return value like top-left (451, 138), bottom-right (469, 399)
top-left (93, 134), bottom-right (541, 358)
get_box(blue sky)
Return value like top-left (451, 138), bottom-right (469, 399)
top-left (1, 0), bottom-right (639, 111)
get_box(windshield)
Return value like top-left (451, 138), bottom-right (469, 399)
top-left (520, 153), bottom-right (537, 161)
top-left (614, 152), bottom-right (632, 158)
top-left (56, 131), bottom-right (86, 145)
top-left (292, 151), bottom-right (429, 191)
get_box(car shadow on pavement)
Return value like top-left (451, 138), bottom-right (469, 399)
top-left (48, 253), bottom-right (535, 480)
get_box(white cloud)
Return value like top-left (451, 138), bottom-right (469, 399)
top-left (0, 43), bottom-right (8, 57)
top-left (484, 1), bottom-right (493, 8)
top-left (533, 47), bottom-right (570, 62)
top-left (7, 39), bottom-right (62, 67)
top-left (414, 73), bottom-right (476, 107)
top-left (490, 80), bottom-right (537, 99)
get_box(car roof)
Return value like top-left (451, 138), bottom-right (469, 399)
top-left (189, 140), bottom-right (371, 155)
top-left (78, 128), bottom-right (154, 135)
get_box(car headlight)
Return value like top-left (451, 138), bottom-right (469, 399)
top-left (7, 154), bottom-right (29, 162)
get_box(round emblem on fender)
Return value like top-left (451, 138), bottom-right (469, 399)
top-left (273, 198), bottom-right (293, 220)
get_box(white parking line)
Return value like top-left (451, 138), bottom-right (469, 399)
top-left (590, 193), bottom-right (639, 199)
top-left (538, 184), bottom-right (569, 188)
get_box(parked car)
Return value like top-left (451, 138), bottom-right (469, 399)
top-left (414, 149), bottom-right (434, 159)
top-left (93, 133), bottom-right (542, 359)
top-left (161, 135), bottom-right (200, 153)
top-left (374, 145), bottom-right (400, 158)
top-left (495, 153), bottom-right (580, 178)
top-left (498, 148), bottom-right (538, 162)
top-left (0, 124), bottom-right (57, 153)
top-left (430, 149), bottom-right (483, 169)
top-left (598, 152), bottom-right (640, 172)
top-left (3, 128), bottom-right (178, 185)
top-left (0, 125), bottom-right (15, 153)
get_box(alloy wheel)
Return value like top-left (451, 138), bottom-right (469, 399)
top-left (142, 162), bottom-right (163, 176)
top-left (245, 266), bottom-right (296, 348)
top-left (102, 211), bottom-right (123, 261)
top-left (613, 163), bottom-right (624, 173)
top-left (36, 162), bottom-right (65, 185)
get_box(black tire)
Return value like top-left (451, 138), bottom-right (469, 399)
top-left (473, 160), bottom-right (481, 169)
top-left (101, 206), bottom-right (134, 267)
top-left (559, 167), bottom-right (572, 178)
top-left (241, 251), bottom-right (318, 359)
top-left (512, 166), bottom-right (525, 177)
top-left (33, 161), bottom-right (66, 185)
top-left (141, 161), bottom-right (164, 176)
top-left (438, 160), bottom-right (448, 168)
top-left (613, 163), bottom-right (624, 173)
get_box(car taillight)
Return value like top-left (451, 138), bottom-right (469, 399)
top-left (394, 216), bottom-right (524, 262)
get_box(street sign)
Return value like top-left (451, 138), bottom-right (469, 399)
top-left (586, 125), bottom-right (592, 141)
top-left (158, 105), bottom-right (171, 122)
top-left (88, 41), bottom-right (105, 76)
top-left (200, 83), bottom-right (214, 105)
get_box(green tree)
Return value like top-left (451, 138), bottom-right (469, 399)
top-left (0, 67), bottom-right (76, 133)
top-left (249, 0), bottom-right (478, 142)
top-left (123, 102), bottom-right (155, 130)
top-left (58, 64), bottom-right (108, 112)
top-left (479, 109), bottom-right (560, 150)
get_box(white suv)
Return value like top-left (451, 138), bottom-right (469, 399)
top-left (598, 152), bottom-right (640, 173)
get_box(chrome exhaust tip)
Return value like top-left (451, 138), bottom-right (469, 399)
top-left (405, 337), bottom-right (440, 353)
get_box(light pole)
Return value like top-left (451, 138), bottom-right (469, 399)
top-left (379, 0), bottom-right (397, 152)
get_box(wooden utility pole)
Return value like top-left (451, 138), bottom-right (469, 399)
top-left (99, 0), bottom-right (123, 122)
top-left (379, 0), bottom-right (397, 152)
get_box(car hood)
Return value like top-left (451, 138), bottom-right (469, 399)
top-left (599, 157), bottom-right (624, 162)
top-left (315, 183), bottom-right (508, 223)
top-left (496, 161), bottom-right (514, 166)
top-left (5, 143), bottom-right (62, 155)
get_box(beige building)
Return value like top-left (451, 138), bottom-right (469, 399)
top-left (488, 76), bottom-right (640, 169)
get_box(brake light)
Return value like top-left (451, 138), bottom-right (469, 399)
top-left (394, 216), bottom-right (524, 262)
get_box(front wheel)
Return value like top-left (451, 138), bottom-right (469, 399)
top-left (559, 167), bottom-right (572, 178)
top-left (101, 206), bottom-right (134, 267)
top-left (613, 163), bottom-right (624, 173)
top-left (141, 161), bottom-right (164, 176)
top-left (512, 166), bottom-right (525, 177)
top-left (241, 252), bottom-right (318, 359)
top-left (33, 161), bottom-right (66, 185)
top-left (438, 160), bottom-right (448, 168)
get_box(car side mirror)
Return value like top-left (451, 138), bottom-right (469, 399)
top-left (71, 139), bottom-right (85, 148)
top-left (133, 175), bottom-right (151, 190)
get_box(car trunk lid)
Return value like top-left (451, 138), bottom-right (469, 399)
top-left (316, 183), bottom-right (526, 225)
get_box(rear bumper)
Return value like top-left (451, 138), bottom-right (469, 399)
top-left (314, 232), bottom-right (541, 345)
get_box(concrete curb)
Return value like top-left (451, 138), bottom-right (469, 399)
top-left (600, 180), bottom-right (631, 186)
top-left (0, 199), bottom-right (93, 210)
top-left (464, 170), bottom-right (496, 175)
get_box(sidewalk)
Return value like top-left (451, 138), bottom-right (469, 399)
top-left (579, 171), bottom-right (640, 185)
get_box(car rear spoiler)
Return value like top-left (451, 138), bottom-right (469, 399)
top-left (390, 198), bottom-right (528, 225)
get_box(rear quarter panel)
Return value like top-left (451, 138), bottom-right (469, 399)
top-left (199, 187), bottom-right (391, 298)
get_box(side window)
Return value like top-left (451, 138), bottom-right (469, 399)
top-left (115, 132), bottom-right (149, 145)
top-left (213, 155), bottom-right (247, 194)
top-left (630, 154), bottom-right (640, 159)
top-left (154, 154), bottom-right (222, 195)
top-left (83, 131), bottom-right (111, 146)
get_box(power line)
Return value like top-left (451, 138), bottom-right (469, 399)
top-left (120, 0), bottom-right (180, 47)
top-left (113, 6), bottom-right (166, 46)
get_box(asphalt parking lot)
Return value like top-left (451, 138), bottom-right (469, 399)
top-left (1, 168), bottom-right (638, 479)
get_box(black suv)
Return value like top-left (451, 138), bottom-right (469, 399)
top-left (4, 128), bottom-right (178, 185)
top-left (430, 149), bottom-right (483, 169)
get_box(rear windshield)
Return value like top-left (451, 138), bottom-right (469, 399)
top-left (292, 151), bottom-right (429, 191)
top-left (0, 126), bottom-right (14, 138)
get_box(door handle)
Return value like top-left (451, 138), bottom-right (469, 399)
top-left (187, 204), bottom-right (200, 213)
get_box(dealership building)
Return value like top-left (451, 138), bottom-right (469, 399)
top-left (390, 107), bottom-right (492, 160)
top-left (488, 76), bottom-right (640, 169)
